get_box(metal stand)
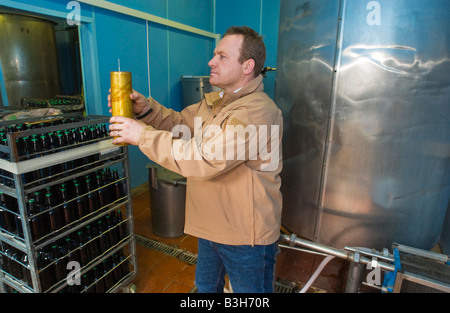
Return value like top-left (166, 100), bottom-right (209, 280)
top-left (390, 244), bottom-right (450, 293)
top-left (0, 114), bottom-right (137, 293)
top-left (279, 234), bottom-right (450, 293)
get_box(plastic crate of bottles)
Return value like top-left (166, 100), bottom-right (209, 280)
top-left (0, 113), bottom-right (109, 162)
top-left (22, 96), bottom-right (84, 112)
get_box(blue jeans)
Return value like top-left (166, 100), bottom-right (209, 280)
top-left (195, 238), bottom-right (277, 293)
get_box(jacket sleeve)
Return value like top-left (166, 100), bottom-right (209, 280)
top-left (139, 97), bottom-right (198, 132)
top-left (136, 96), bottom-right (236, 179)
top-left (138, 124), bottom-right (245, 180)
top-left (137, 98), bottom-right (283, 180)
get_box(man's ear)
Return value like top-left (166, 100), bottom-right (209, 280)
top-left (243, 59), bottom-right (255, 76)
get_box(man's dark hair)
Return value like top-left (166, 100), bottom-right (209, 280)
top-left (224, 26), bottom-right (266, 78)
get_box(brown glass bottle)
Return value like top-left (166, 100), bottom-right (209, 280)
top-left (110, 254), bottom-right (123, 284)
top-left (61, 188), bottom-right (76, 225)
top-left (105, 214), bottom-right (118, 246)
top-left (28, 198), bottom-right (44, 240)
top-left (85, 179), bottom-right (99, 213)
top-left (76, 230), bottom-right (91, 266)
top-left (85, 224), bottom-right (99, 260)
top-left (37, 248), bottom-right (53, 291)
top-left (51, 244), bottom-right (65, 283)
top-left (46, 193), bottom-right (62, 232)
top-left (20, 252), bottom-right (32, 288)
top-left (115, 250), bottom-right (130, 276)
top-left (102, 259), bottom-right (114, 291)
top-left (0, 201), bottom-right (6, 231)
top-left (74, 183), bottom-right (87, 219)
top-left (116, 209), bottom-right (126, 241)
top-left (93, 266), bottom-right (106, 293)
top-left (95, 174), bottom-right (107, 208)
top-left (56, 131), bottom-right (67, 150)
top-left (64, 236), bottom-right (81, 264)
top-left (0, 192), bottom-right (16, 234)
top-left (10, 248), bottom-right (24, 281)
top-left (113, 169), bottom-right (123, 201)
top-left (4, 246), bottom-right (21, 280)
top-left (96, 219), bottom-right (109, 253)
top-left (81, 272), bottom-right (95, 293)
top-left (1, 245), bottom-right (12, 275)
top-left (15, 211), bottom-right (23, 238)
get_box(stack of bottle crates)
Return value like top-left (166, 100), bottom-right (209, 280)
top-left (0, 113), bottom-right (136, 293)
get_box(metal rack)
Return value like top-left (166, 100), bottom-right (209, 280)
top-left (279, 233), bottom-right (450, 293)
top-left (0, 113), bottom-right (136, 293)
top-left (385, 244), bottom-right (450, 293)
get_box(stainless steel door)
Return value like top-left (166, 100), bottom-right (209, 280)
top-left (276, 0), bottom-right (450, 250)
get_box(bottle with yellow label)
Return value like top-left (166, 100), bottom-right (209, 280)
top-left (110, 71), bottom-right (133, 146)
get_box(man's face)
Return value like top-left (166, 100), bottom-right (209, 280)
top-left (208, 34), bottom-right (250, 92)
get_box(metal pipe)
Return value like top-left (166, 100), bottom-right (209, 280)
top-left (278, 243), bottom-right (328, 257)
top-left (345, 246), bottom-right (394, 263)
top-left (396, 244), bottom-right (449, 264)
top-left (279, 234), bottom-right (395, 272)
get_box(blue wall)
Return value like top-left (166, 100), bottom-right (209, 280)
top-left (215, 0), bottom-right (280, 100)
top-left (0, 0), bottom-right (280, 188)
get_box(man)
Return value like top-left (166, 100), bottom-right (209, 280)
top-left (109, 26), bottom-right (283, 293)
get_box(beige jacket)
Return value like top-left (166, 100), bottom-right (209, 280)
top-left (138, 75), bottom-right (283, 245)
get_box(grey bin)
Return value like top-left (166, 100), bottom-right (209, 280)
top-left (181, 76), bottom-right (220, 109)
top-left (148, 165), bottom-right (186, 238)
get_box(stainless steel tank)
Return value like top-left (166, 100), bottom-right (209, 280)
top-left (276, 0), bottom-right (450, 250)
top-left (0, 12), bottom-right (61, 107)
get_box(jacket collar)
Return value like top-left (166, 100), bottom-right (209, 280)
top-left (204, 74), bottom-right (264, 108)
